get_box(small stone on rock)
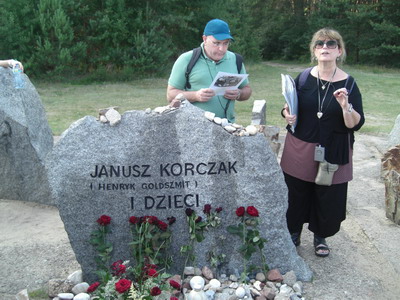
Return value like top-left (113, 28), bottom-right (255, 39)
top-left (67, 270), bottom-right (82, 285)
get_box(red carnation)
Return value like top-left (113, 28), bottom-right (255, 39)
top-left (169, 280), bottom-right (181, 289)
top-left (215, 207), bottom-right (223, 213)
top-left (157, 220), bottom-right (168, 231)
top-left (195, 216), bottom-right (202, 223)
top-left (203, 204), bottom-right (212, 215)
top-left (115, 279), bottom-right (132, 294)
top-left (87, 282), bottom-right (100, 293)
top-left (97, 215), bottom-right (111, 226)
top-left (150, 286), bottom-right (162, 296)
top-left (147, 268), bottom-right (159, 277)
top-left (167, 216), bottom-right (176, 225)
top-left (236, 206), bottom-right (245, 217)
top-left (185, 208), bottom-right (194, 216)
top-left (129, 216), bottom-right (139, 224)
top-left (247, 206), bottom-right (259, 217)
top-left (170, 297), bottom-right (179, 300)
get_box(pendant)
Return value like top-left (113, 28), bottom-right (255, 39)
top-left (317, 112), bottom-right (323, 119)
top-left (321, 85), bottom-right (326, 90)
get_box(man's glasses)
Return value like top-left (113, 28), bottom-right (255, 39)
top-left (315, 40), bottom-right (338, 49)
top-left (211, 41), bottom-right (230, 47)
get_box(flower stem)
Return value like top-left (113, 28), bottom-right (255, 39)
top-left (241, 216), bottom-right (247, 282)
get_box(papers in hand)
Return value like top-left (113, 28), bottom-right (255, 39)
top-left (281, 74), bottom-right (298, 132)
top-left (209, 72), bottom-right (248, 95)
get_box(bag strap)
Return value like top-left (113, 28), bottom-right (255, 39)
top-left (185, 47), bottom-right (243, 90)
top-left (344, 75), bottom-right (355, 95)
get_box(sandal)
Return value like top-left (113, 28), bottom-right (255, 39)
top-left (291, 232), bottom-right (301, 247)
top-left (314, 235), bottom-right (330, 257)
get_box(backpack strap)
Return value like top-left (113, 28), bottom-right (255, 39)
top-left (297, 67), bottom-right (313, 91)
top-left (235, 53), bottom-right (243, 74)
top-left (185, 47), bottom-right (243, 90)
top-left (185, 47), bottom-right (202, 90)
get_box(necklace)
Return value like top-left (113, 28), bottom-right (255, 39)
top-left (316, 67), bottom-right (336, 118)
top-left (318, 67), bottom-right (337, 90)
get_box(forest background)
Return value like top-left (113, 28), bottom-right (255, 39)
top-left (1, 0), bottom-right (399, 80)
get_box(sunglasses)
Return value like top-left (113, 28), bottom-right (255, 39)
top-left (315, 40), bottom-right (338, 49)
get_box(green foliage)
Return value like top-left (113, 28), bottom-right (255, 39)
top-left (180, 206), bottom-right (223, 272)
top-left (227, 206), bottom-right (268, 282)
top-left (90, 222), bottom-right (113, 275)
top-left (30, 0), bottom-right (86, 75)
top-left (129, 216), bottom-right (173, 272)
top-left (1, 0), bottom-right (399, 77)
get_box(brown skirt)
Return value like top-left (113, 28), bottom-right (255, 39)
top-left (280, 133), bottom-right (353, 184)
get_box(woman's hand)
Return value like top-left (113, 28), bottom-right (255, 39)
top-left (333, 88), bottom-right (348, 110)
top-left (334, 87), bottom-right (361, 128)
top-left (282, 106), bottom-right (297, 125)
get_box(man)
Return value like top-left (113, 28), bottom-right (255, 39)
top-left (0, 59), bottom-right (24, 70)
top-left (167, 19), bottom-right (252, 123)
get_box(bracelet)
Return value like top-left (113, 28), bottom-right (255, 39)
top-left (280, 107), bottom-right (287, 118)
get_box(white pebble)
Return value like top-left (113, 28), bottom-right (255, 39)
top-left (213, 117), bottom-right (222, 125)
top-left (73, 293), bottom-right (90, 300)
top-left (204, 111), bottom-right (215, 121)
top-left (72, 282), bottom-right (89, 295)
top-left (245, 125), bottom-right (258, 135)
top-left (224, 125), bottom-right (236, 133)
top-left (209, 279), bottom-right (221, 288)
top-left (58, 293), bottom-right (74, 300)
top-left (220, 118), bottom-right (229, 127)
top-left (235, 286), bottom-right (246, 298)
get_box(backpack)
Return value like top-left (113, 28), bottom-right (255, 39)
top-left (184, 47), bottom-right (243, 90)
top-left (298, 67), bottom-right (355, 94)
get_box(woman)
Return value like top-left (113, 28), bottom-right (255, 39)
top-left (280, 28), bottom-right (365, 257)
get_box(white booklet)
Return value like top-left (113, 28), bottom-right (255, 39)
top-left (209, 72), bottom-right (248, 95)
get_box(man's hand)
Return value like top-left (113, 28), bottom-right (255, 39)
top-left (196, 88), bottom-right (215, 102)
top-left (223, 89), bottom-right (241, 101)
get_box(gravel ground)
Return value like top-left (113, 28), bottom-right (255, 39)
top-left (1, 133), bottom-right (399, 300)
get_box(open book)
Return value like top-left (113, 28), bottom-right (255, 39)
top-left (281, 74), bottom-right (298, 132)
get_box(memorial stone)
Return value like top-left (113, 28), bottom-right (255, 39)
top-left (47, 101), bottom-right (312, 283)
top-left (0, 67), bottom-right (53, 204)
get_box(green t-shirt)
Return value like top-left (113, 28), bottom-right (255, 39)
top-left (168, 43), bottom-right (249, 123)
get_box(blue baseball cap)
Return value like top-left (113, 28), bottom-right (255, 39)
top-left (203, 19), bottom-right (234, 41)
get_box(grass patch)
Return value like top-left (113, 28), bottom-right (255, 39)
top-left (28, 288), bottom-right (48, 300)
top-left (34, 62), bottom-right (399, 136)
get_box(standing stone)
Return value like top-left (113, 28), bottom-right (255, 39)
top-left (251, 100), bottom-right (266, 126)
top-left (46, 102), bottom-right (312, 283)
top-left (0, 68), bottom-right (53, 204)
top-left (381, 145), bottom-right (400, 224)
top-left (388, 114), bottom-right (400, 148)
